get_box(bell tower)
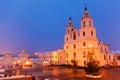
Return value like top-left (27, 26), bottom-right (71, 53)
top-left (64, 17), bottom-right (75, 43)
top-left (79, 6), bottom-right (99, 48)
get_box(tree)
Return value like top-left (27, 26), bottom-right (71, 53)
top-left (85, 61), bottom-right (101, 76)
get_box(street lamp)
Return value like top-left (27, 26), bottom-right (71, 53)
top-left (24, 61), bottom-right (30, 77)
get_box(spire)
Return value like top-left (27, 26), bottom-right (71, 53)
top-left (82, 4), bottom-right (91, 20)
top-left (68, 17), bottom-right (72, 25)
top-left (84, 4), bottom-right (88, 14)
top-left (67, 17), bottom-right (74, 28)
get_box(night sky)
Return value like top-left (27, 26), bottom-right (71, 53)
top-left (0, 0), bottom-right (120, 55)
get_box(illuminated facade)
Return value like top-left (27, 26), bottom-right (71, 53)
top-left (64, 6), bottom-right (120, 66)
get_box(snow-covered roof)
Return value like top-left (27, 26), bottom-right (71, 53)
top-left (112, 50), bottom-right (120, 54)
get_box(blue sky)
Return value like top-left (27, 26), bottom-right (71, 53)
top-left (0, 0), bottom-right (120, 55)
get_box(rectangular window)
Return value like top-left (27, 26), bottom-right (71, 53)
top-left (104, 55), bottom-right (106, 60)
top-left (118, 56), bottom-right (120, 60)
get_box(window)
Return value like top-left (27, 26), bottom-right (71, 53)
top-left (89, 21), bottom-right (91, 26)
top-left (83, 42), bottom-right (86, 46)
top-left (118, 56), bottom-right (120, 60)
top-left (74, 44), bottom-right (76, 49)
top-left (91, 31), bottom-right (93, 36)
top-left (83, 21), bottom-right (85, 27)
top-left (72, 29), bottom-right (74, 31)
top-left (109, 55), bottom-right (111, 60)
top-left (83, 31), bottom-right (85, 36)
top-left (101, 47), bottom-right (103, 52)
top-left (73, 32), bottom-right (76, 40)
top-left (66, 53), bottom-right (68, 58)
top-left (73, 52), bottom-right (76, 58)
top-left (84, 61), bottom-right (86, 66)
top-left (66, 37), bottom-right (68, 41)
top-left (104, 55), bottom-right (106, 60)
top-left (83, 51), bottom-right (86, 57)
top-left (105, 48), bottom-right (107, 52)
top-left (67, 60), bottom-right (68, 63)
top-left (66, 46), bottom-right (68, 49)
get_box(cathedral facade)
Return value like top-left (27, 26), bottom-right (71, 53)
top-left (64, 6), bottom-right (120, 66)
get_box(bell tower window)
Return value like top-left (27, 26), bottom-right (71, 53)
top-left (89, 21), bottom-right (91, 26)
top-left (83, 21), bottom-right (85, 27)
top-left (91, 31), bottom-right (93, 36)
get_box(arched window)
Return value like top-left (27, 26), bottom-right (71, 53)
top-left (83, 42), bottom-right (86, 46)
top-left (91, 31), bottom-right (93, 36)
top-left (73, 32), bottom-right (76, 40)
top-left (83, 31), bottom-right (85, 36)
top-left (89, 21), bottom-right (91, 26)
top-left (83, 21), bottom-right (85, 27)
top-left (73, 52), bottom-right (76, 58)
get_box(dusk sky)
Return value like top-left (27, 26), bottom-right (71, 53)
top-left (0, 0), bottom-right (120, 55)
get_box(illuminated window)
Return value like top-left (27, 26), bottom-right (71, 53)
top-left (83, 42), bottom-right (86, 46)
top-left (83, 31), bottom-right (85, 36)
top-left (73, 52), bottom-right (76, 58)
top-left (83, 51), bottom-right (86, 57)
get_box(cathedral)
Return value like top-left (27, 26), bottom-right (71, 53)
top-left (38, 6), bottom-right (120, 66)
top-left (64, 6), bottom-right (120, 66)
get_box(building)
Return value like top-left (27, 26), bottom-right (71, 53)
top-left (0, 50), bottom-right (33, 69)
top-left (38, 49), bottom-right (65, 65)
top-left (64, 6), bottom-right (120, 66)
top-left (38, 6), bottom-right (120, 67)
